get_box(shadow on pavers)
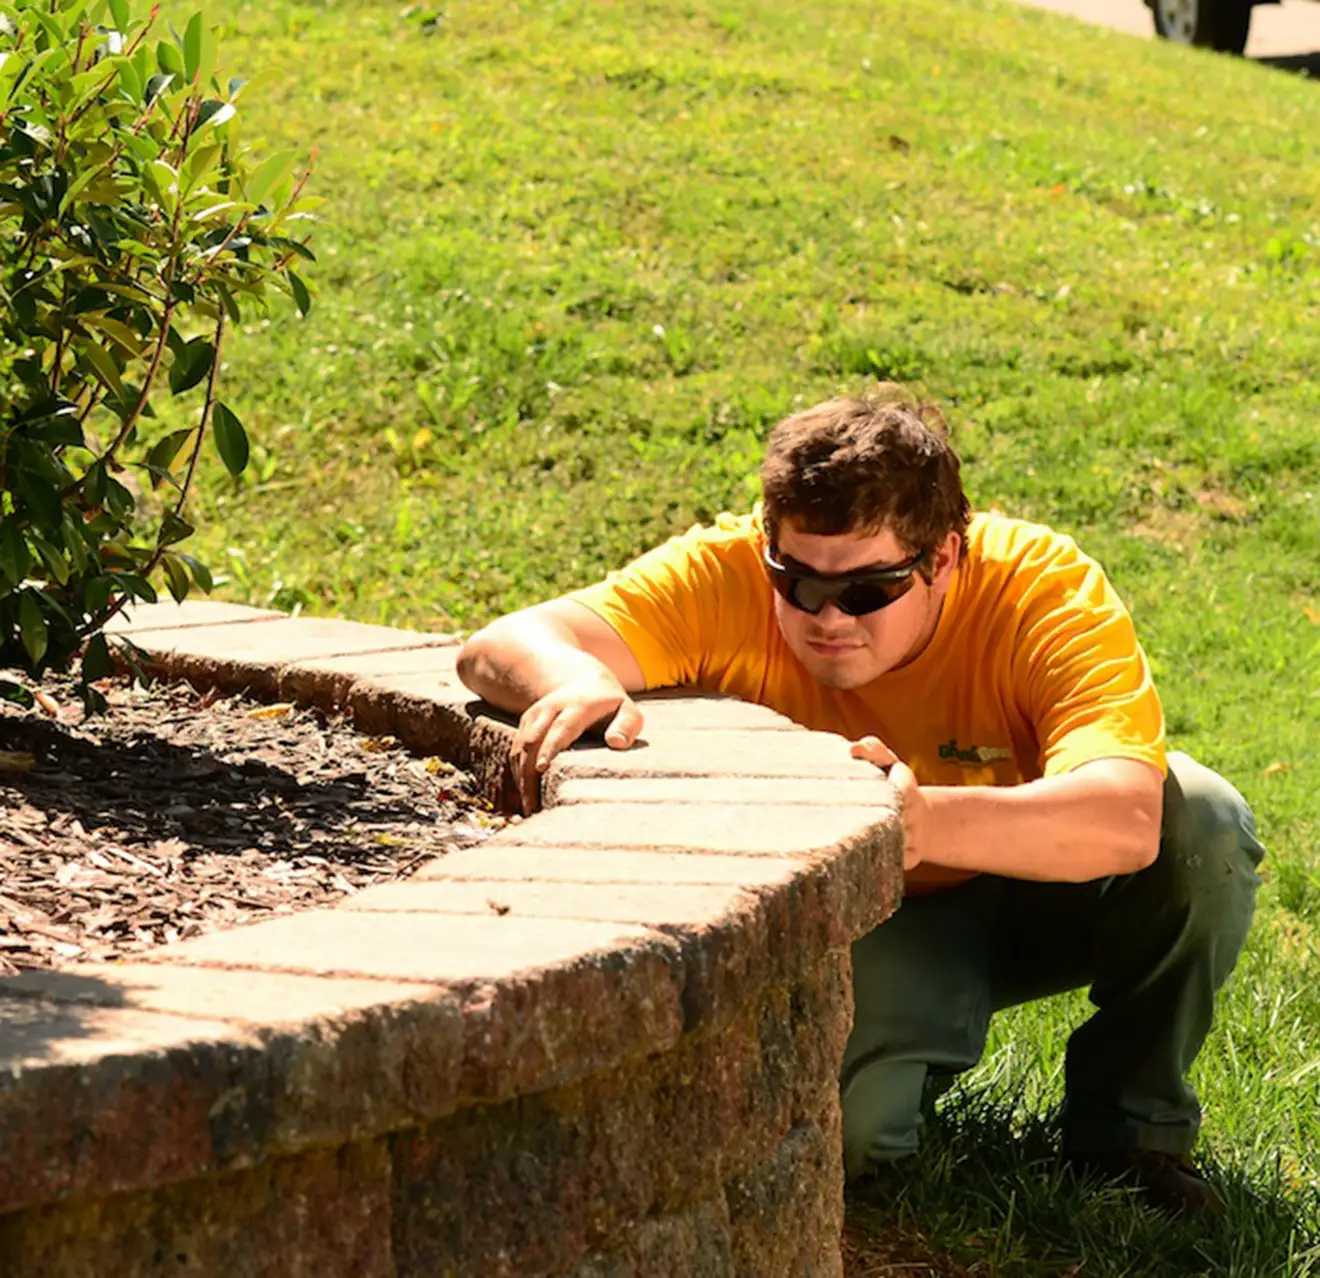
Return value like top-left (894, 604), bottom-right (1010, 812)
top-left (0, 969), bottom-right (152, 1065)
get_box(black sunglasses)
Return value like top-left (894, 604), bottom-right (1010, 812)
top-left (763, 544), bottom-right (928, 616)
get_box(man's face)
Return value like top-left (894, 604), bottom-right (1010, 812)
top-left (771, 519), bottom-right (961, 689)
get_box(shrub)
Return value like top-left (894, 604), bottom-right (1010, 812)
top-left (0, 0), bottom-right (314, 709)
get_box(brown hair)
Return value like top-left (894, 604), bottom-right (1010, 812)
top-left (760, 384), bottom-right (971, 571)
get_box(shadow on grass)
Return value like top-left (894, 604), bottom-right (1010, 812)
top-left (843, 1085), bottom-right (1320, 1277)
top-left (1258, 52), bottom-right (1320, 78)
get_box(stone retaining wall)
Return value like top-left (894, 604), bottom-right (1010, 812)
top-left (0, 602), bottom-right (903, 1276)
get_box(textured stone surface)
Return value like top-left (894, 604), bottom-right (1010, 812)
top-left (484, 799), bottom-right (892, 857)
top-left (631, 691), bottom-right (804, 732)
top-left (125, 616), bottom-right (454, 698)
top-left (549, 773), bottom-right (892, 807)
top-left (564, 1197), bottom-right (735, 1278)
top-left (0, 1139), bottom-right (394, 1278)
top-left (344, 876), bottom-right (750, 924)
top-left (412, 843), bottom-right (803, 887)
top-left (148, 910), bottom-right (688, 1104)
top-left (279, 645), bottom-right (459, 709)
top-left (0, 986), bottom-right (465, 1215)
top-left (547, 729), bottom-right (879, 781)
top-left (726, 1120), bottom-right (843, 1278)
top-left (106, 600), bottom-right (285, 633)
top-left (0, 963), bottom-right (438, 1026)
top-left (341, 677), bottom-right (477, 769)
top-left (389, 955), bottom-right (849, 1278)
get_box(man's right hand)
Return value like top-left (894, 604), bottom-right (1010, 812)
top-left (509, 674), bottom-right (644, 813)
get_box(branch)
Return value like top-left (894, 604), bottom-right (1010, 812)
top-left (77, 309), bottom-right (223, 641)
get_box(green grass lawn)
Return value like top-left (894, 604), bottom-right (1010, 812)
top-left (181, 0), bottom-right (1318, 1269)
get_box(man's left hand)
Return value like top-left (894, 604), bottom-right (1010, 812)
top-left (851, 736), bottom-right (927, 871)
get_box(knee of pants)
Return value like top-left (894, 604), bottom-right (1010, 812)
top-left (1160, 752), bottom-right (1264, 938)
top-left (841, 1059), bottom-right (927, 1181)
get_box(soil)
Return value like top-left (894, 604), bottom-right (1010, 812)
top-left (0, 673), bottom-right (493, 974)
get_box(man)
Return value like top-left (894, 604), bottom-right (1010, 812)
top-left (457, 386), bottom-right (1264, 1214)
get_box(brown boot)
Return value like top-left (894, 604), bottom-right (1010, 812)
top-left (1064, 1148), bottom-right (1225, 1217)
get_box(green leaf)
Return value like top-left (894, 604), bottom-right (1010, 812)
top-left (146, 158), bottom-right (178, 216)
top-left (19, 593), bottom-right (49, 666)
top-left (192, 99), bottom-right (235, 135)
top-left (84, 575), bottom-right (114, 615)
top-left (215, 282), bottom-right (242, 323)
top-left (168, 338), bottom-right (214, 394)
top-left (116, 55), bottom-right (142, 102)
top-left (183, 12), bottom-right (204, 82)
top-left (289, 270), bottom-right (311, 316)
top-left (246, 147), bottom-right (298, 207)
top-left (84, 461), bottom-right (108, 508)
top-left (0, 521), bottom-right (31, 586)
top-left (157, 40), bottom-right (184, 78)
top-left (144, 71), bottom-right (174, 105)
top-left (82, 632), bottom-right (114, 681)
top-left (108, 0), bottom-right (130, 31)
top-left (115, 572), bottom-right (157, 604)
top-left (82, 313), bottom-right (146, 356)
top-left (18, 475), bottom-right (62, 531)
top-left (176, 552), bottom-right (214, 593)
top-left (0, 680), bottom-right (36, 709)
top-left (146, 427), bottom-right (194, 487)
top-left (162, 553), bottom-right (190, 603)
top-left (211, 401), bottom-right (249, 475)
top-left (77, 337), bottom-right (128, 401)
top-left (158, 512), bottom-right (195, 547)
top-left (29, 533), bottom-right (70, 586)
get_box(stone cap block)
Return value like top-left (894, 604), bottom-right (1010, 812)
top-left (147, 908), bottom-right (688, 1103)
top-left (630, 691), bottom-right (805, 732)
top-left (106, 600), bottom-right (285, 633)
top-left (549, 775), bottom-right (890, 807)
top-left (0, 976), bottom-right (463, 1216)
top-left (412, 844), bottom-right (804, 887)
top-left (279, 647), bottom-right (461, 711)
top-left (484, 800), bottom-right (891, 857)
top-left (545, 729), bottom-right (880, 784)
top-left (123, 615), bottom-right (457, 699)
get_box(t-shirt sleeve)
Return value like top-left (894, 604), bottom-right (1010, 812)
top-left (568, 515), bottom-right (765, 691)
top-left (1010, 539), bottom-right (1167, 778)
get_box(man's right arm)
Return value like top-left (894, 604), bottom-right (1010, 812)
top-left (456, 600), bottom-right (648, 812)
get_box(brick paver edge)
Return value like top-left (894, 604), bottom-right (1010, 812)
top-left (0, 600), bottom-right (905, 1218)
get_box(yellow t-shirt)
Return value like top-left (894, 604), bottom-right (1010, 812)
top-left (571, 509), bottom-right (1166, 791)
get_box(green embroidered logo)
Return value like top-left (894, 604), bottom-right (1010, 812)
top-left (938, 739), bottom-right (1013, 766)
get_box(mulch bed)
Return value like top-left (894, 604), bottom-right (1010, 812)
top-left (0, 673), bottom-right (494, 974)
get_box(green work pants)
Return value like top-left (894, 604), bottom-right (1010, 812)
top-left (841, 752), bottom-right (1265, 1180)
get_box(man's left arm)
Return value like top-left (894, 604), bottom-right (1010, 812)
top-left (852, 742), bottom-right (1163, 882)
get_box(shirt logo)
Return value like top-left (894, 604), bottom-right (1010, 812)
top-left (938, 739), bottom-right (1013, 766)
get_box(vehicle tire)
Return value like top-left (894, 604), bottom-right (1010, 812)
top-left (1152, 0), bottom-right (1252, 53)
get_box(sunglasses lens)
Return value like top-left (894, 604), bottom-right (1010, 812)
top-left (765, 550), bottom-right (924, 617)
top-left (836, 580), bottom-right (905, 616)
top-left (789, 578), bottom-right (832, 615)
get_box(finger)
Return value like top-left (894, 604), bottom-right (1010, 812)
top-left (604, 697), bottom-right (644, 749)
top-left (536, 703), bottom-right (601, 771)
top-left (513, 707), bottom-right (555, 810)
top-left (888, 760), bottom-right (917, 797)
top-left (850, 735), bottom-right (899, 767)
top-left (516, 739), bottom-right (541, 815)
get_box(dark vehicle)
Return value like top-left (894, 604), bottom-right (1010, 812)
top-left (1148, 0), bottom-right (1259, 51)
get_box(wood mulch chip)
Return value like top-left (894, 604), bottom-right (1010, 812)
top-left (0, 673), bottom-right (495, 974)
